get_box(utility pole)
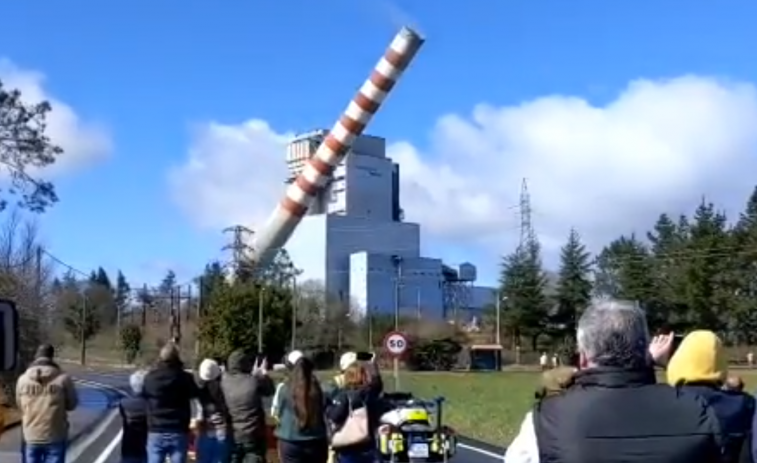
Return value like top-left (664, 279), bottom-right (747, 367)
top-left (290, 278), bottom-right (297, 351)
top-left (79, 293), bottom-right (87, 366)
top-left (195, 277), bottom-right (204, 359)
top-left (337, 291), bottom-right (345, 352)
top-left (495, 292), bottom-right (502, 346)
top-left (367, 307), bottom-right (374, 349)
top-left (416, 288), bottom-right (421, 320)
top-left (257, 287), bottom-right (264, 354)
top-left (141, 283), bottom-right (148, 327)
top-left (35, 246), bottom-right (43, 322)
top-left (392, 256), bottom-right (403, 330)
top-left (186, 284), bottom-right (193, 322)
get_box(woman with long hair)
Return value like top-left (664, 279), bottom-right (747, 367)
top-left (274, 356), bottom-right (328, 463)
top-left (326, 362), bottom-right (379, 463)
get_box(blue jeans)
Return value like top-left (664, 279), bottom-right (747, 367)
top-left (24, 442), bottom-right (67, 463)
top-left (196, 433), bottom-right (230, 463)
top-left (147, 432), bottom-right (190, 463)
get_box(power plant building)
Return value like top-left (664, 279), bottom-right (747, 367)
top-left (283, 130), bottom-right (496, 319)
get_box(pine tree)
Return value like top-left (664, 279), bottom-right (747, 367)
top-left (499, 240), bottom-right (548, 350)
top-left (115, 271), bottom-right (131, 324)
top-left (89, 267), bottom-right (116, 326)
top-left (730, 185), bottom-right (757, 343)
top-left (683, 200), bottom-right (732, 330)
top-left (554, 229), bottom-right (592, 336)
top-left (60, 272), bottom-right (100, 342)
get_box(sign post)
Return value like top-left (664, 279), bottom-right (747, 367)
top-left (383, 331), bottom-right (408, 391)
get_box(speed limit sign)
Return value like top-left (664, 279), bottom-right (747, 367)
top-left (383, 331), bottom-right (408, 357)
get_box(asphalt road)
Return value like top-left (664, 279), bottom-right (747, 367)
top-left (0, 380), bottom-right (121, 463)
top-left (68, 368), bottom-right (504, 463)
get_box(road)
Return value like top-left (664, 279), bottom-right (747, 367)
top-left (67, 368), bottom-right (504, 463)
top-left (0, 380), bottom-right (122, 463)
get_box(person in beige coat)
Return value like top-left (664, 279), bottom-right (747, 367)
top-left (16, 344), bottom-right (78, 463)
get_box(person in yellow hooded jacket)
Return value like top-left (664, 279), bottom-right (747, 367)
top-left (667, 330), bottom-right (755, 463)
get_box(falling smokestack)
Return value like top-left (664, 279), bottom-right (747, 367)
top-left (249, 26), bottom-right (425, 269)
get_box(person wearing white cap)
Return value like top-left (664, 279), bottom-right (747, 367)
top-left (332, 352), bottom-right (358, 389)
top-left (195, 359), bottom-right (229, 463)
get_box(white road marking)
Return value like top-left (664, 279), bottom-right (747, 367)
top-left (459, 443), bottom-right (503, 459)
top-left (92, 430), bottom-right (122, 463)
top-left (66, 409), bottom-right (119, 462)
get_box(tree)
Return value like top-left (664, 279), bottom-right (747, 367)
top-left (0, 211), bottom-right (53, 402)
top-left (253, 249), bottom-right (300, 286)
top-left (89, 267), bottom-right (116, 326)
top-left (730, 186), bottom-right (757, 343)
top-left (60, 273), bottom-right (100, 343)
top-left (114, 270), bottom-right (131, 325)
top-left (553, 229), bottom-right (593, 337)
top-left (499, 239), bottom-right (548, 350)
top-left (119, 324), bottom-right (142, 364)
top-left (198, 280), bottom-right (293, 361)
top-left (0, 80), bottom-right (62, 213)
top-left (198, 261), bottom-right (227, 314)
top-left (679, 200), bottom-right (733, 331)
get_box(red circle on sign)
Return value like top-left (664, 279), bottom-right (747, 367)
top-left (383, 331), bottom-right (409, 357)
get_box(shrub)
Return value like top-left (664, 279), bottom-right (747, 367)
top-left (119, 324), bottom-right (143, 364)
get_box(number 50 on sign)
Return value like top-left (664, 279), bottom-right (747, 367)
top-left (383, 331), bottom-right (408, 357)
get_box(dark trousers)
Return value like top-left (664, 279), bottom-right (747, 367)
top-left (278, 438), bottom-right (329, 463)
top-left (335, 448), bottom-right (378, 463)
top-left (230, 441), bottom-right (267, 463)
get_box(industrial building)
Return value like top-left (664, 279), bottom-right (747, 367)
top-left (283, 129), bottom-right (496, 320)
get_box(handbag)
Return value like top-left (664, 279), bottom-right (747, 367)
top-left (330, 397), bottom-right (370, 448)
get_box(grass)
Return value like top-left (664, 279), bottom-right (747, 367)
top-left (394, 371), bottom-right (538, 446)
top-left (377, 369), bottom-right (757, 446)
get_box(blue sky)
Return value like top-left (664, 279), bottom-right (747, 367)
top-left (2, 0), bottom-right (757, 287)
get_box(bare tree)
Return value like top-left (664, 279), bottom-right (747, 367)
top-left (0, 209), bottom-right (53, 402)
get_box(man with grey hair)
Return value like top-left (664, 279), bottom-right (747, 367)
top-left (504, 299), bottom-right (722, 463)
top-left (119, 370), bottom-right (149, 463)
top-left (142, 343), bottom-right (200, 463)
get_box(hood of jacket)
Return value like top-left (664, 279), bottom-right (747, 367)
top-left (25, 357), bottom-right (62, 384)
top-left (227, 350), bottom-right (252, 374)
top-left (667, 330), bottom-right (726, 386)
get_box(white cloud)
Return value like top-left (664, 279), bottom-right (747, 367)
top-left (168, 120), bottom-right (293, 230)
top-left (0, 59), bottom-right (111, 174)
top-left (170, 75), bottom-right (757, 265)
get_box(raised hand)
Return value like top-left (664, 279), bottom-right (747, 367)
top-left (253, 357), bottom-right (269, 377)
top-left (649, 333), bottom-right (675, 366)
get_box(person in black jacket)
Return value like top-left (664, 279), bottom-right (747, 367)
top-left (120, 370), bottom-right (149, 463)
top-left (666, 330), bottom-right (755, 463)
top-left (326, 362), bottom-right (381, 463)
top-left (505, 299), bottom-right (723, 463)
top-left (220, 350), bottom-right (275, 463)
top-left (142, 343), bottom-right (200, 463)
